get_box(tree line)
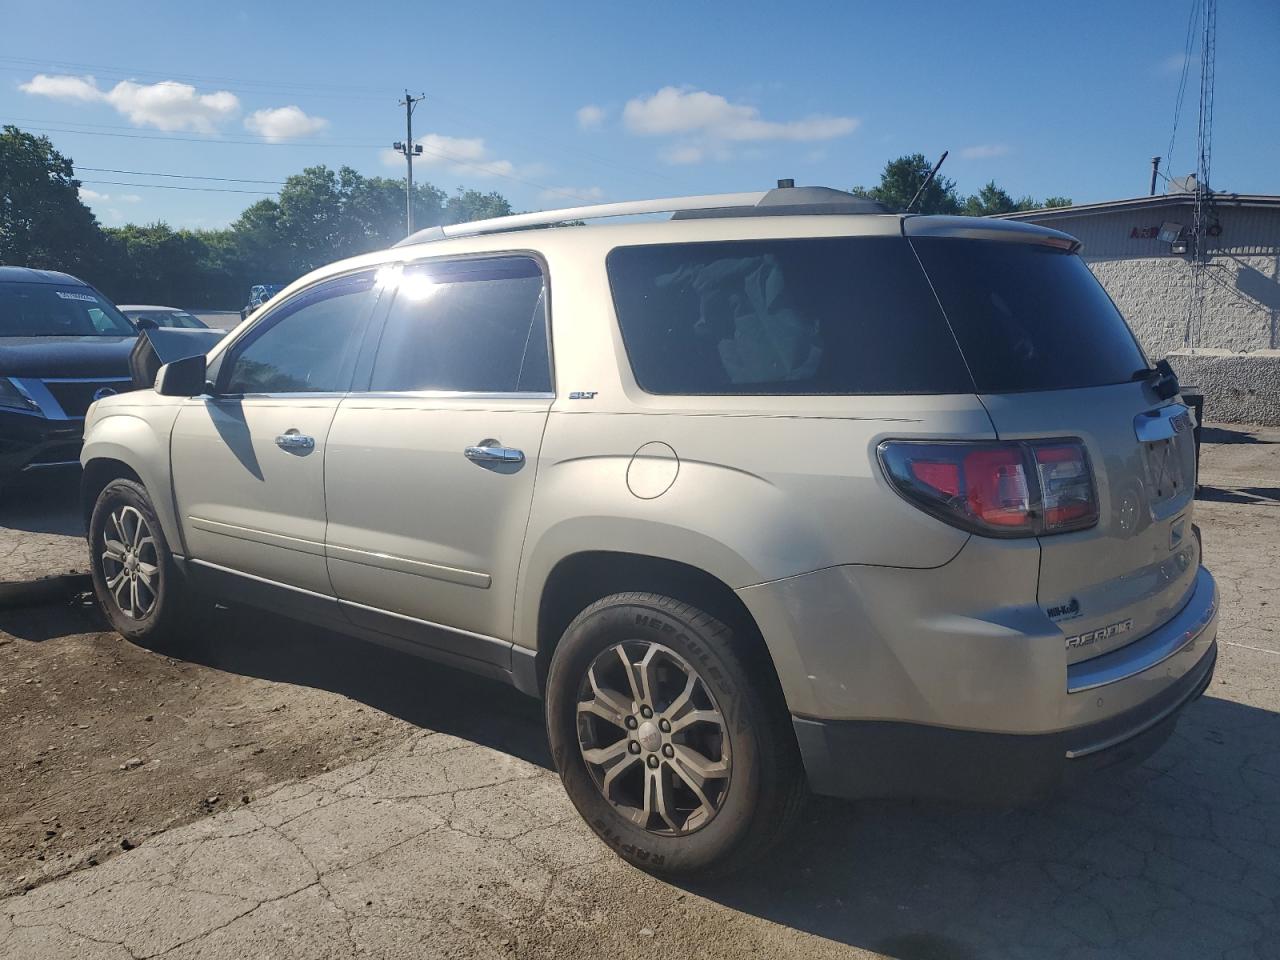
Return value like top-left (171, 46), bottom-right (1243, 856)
top-left (3, 126), bottom-right (1071, 309)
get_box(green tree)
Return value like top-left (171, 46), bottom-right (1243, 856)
top-left (1042, 196), bottom-right (1074, 208)
top-left (0, 125), bottom-right (105, 272)
top-left (852, 153), bottom-right (961, 215)
top-left (961, 180), bottom-right (1022, 217)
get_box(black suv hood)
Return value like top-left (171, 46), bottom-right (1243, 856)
top-left (0, 336), bottom-right (138, 378)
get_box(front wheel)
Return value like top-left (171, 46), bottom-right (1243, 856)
top-left (88, 479), bottom-right (187, 646)
top-left (545, 592), bottom-right (805, 878)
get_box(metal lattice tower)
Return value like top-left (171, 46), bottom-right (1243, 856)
top-left (1185, 0), bottom-right (1217, 347)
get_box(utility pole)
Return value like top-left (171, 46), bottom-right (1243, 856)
top-left (392, 90), bottom-right (425, 237)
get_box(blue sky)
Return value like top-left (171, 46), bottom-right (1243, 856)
top-left (2, 0), bottom-right (1277, 230)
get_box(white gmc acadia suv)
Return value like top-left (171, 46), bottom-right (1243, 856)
top-left (80, 186), bottom-right (1219, 877)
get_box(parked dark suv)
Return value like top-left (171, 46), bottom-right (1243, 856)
top-left (0, 267), bottom-right (138, 482)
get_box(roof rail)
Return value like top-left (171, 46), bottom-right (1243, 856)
top-left (394, 191), bottom-right (767, 247)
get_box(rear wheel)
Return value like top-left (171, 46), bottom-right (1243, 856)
top-left (545, 592), bottom-right (805, 877)
top-left (88, 479), bottom-right (187, 646)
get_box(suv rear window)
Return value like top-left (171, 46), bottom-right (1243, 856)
top-left (607, 237), bottom-right (972, 395)
top-left (911, 239), bottom-right (1148, 393)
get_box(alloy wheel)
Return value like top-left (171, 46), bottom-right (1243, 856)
top-left (100, 505), bottom-right (159, 620)
top-left (576, 639), bottom-right (732, 835)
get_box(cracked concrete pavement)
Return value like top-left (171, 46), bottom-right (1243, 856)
top-left (1, 425), bottom-right (1277, 959)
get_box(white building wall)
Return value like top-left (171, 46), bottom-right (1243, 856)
top-left (1021, 204), bottom-right (1280, 357)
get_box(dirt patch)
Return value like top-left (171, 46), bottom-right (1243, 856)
top-left (0, 600), bottom-right (415, 896)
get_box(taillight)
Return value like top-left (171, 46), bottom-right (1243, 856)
top-left (878, 439), bottom-right (1098, 538)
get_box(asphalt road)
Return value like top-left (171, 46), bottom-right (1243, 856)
top-left (192, 311), bottom-right (242, 332)
top-left (1, 425), bottom-right (1277, 960)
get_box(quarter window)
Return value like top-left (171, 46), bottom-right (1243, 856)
top-left (222, 272), bottom-right (379, 394)
top-left (606, 238), bottom-right (973, 395)
top-left (370, 257), bottom-right (551, 394)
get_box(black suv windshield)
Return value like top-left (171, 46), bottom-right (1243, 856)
top-left (911, 239), bottom-right (1148, 393)
top-left (0, 282), bottom-right (136, 337)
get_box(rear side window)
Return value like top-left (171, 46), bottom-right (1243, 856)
top-left (911, 239), bottom-right (1148, 393)
top-left (606, 237), bottom-right (972, 395)
top-left (370, 256), bottom-right (550, 394)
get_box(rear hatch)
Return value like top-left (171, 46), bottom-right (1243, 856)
top-left (910, 228), bottom-right (1200, 663)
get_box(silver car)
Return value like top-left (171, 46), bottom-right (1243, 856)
top-left (80, 186), bottom-right (1218, 877)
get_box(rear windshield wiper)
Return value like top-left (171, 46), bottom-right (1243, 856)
top-left (1131, 359), bottom-right (1180, 400)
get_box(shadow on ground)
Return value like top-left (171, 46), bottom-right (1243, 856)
top-left (684, 691), bottom-right (1280, 959)
top-left (0, 471), bottom-right (82, 537)
top-left (1199, 425), bottom-right (1276, 446)
top-left (1197, 485), bottom-right (1280, 505)
top-left (184, 602), bottom-right (552, 771)
top-left (104, 601), bottom-right (1280, 959)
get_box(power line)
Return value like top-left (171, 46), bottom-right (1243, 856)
top-left (78, 179), bottom-right (274, 195)
top-left (76, 165), bottom-right (287, 185)
top-left (1165, 0), bottom-right (1201, 179)
top-left (13, 120), bottom-right (596, 202)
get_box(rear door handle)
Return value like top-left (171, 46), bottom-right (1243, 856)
top-left (275, 431), bottom-right (315, 451)
top-left (465, 440), bottom-right (524, 464)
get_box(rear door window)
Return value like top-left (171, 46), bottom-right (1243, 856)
top-left (369, 256), bottom-right (551, 394)
top-left (606, 237), bottom-right (972, 395)
top-left (911, 239), bottom-right (1148, 393)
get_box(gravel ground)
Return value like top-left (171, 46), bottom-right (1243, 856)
top-left (0, 423), bottom-right (1276, 959)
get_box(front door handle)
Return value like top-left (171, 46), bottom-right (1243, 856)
top-left (465, 440), bottom-right (524, 464)
top-left (275, 431), bottom-right (315, 451)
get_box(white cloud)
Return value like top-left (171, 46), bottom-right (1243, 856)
top-left (576, 104), bottom-right (606, 130)
top-left (244, 105), bottom-right (328, 141)
top-left (623, 87), bottom-right (858, 142)
top-left (79, 186), bottom-right (141, 204)
top-left (539, 185), bottom-right (604, 205)
top-left (381, 133), bottom-right (521, 180)
top-left (21, 73), bottom-right (239, 133)
top-left (20, 74), bottom-right (103, 102)
top-left (959, 143), bottom-right (1011, 160)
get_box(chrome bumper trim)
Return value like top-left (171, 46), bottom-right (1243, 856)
top-left (1066, 566), bottom-right (1217, 694)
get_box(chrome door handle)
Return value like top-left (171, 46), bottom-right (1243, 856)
top-left (275, 432), bottom-right (315, 451)
top-left (465, 440), bottom-right (524, 464)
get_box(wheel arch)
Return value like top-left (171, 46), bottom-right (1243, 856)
top-left (80, 412), bottom-right (182, 553)
top-left (531, 550), bottom-right (787, 709)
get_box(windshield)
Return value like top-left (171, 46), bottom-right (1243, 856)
top-left (130, 309), bottom-right (205, 329)
top-left (0, 282), bottom-right (136, 337)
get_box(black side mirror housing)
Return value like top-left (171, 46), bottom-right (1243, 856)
top-left (1152, 358), bottom-right (1180, 400)
top-left (134, 316), bottom-right (159, 331)
top-left (155, 353), bottom-right (208, 397)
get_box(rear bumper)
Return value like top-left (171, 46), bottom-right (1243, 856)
top-left (794, 641), bottom-right (1215, 803)
top-left (790, 565), bottom-right (1219, 803)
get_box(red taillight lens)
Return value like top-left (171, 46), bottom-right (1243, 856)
top-left (963, 447), bottom-right (1032, 528)
top-left (878, 439), bottom-right (1097, 538)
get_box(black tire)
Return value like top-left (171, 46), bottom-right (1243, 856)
top-left (88, 479), bottom-right (188, 646)
top-left (545, 592), bottom-right (806, 878)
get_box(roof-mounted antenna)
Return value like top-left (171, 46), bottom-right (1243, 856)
top-left (904, 150), bottom-right (949, 213)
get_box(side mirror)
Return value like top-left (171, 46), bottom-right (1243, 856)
top-left (134, 316), bottom-right (159, 331)
top-left (155, 353), bottom-right (208, 397)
